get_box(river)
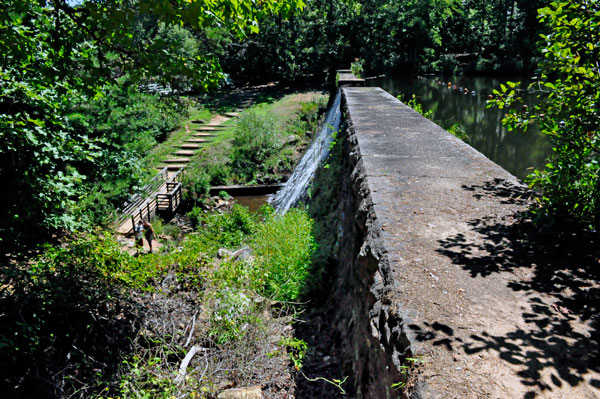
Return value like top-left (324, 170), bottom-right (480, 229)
top-left (367, 75), bottom-right (553, 181)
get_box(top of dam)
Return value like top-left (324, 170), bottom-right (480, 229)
top-left (341, 86), bottom-right (599, 399)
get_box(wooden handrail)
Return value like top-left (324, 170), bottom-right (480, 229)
top-left (114, 167), bottom-right (169, 226)
top-left (117, 167), bottom-right (184, 234)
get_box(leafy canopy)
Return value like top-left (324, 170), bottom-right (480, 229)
top-left (0, 0), bottom-right (304, 247)
top-left (489, 1), bottom-right (600, 227)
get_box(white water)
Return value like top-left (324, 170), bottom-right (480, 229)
top-left (270, 90), bottom-right (342, 213)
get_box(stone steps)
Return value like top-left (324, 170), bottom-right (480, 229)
top-left (159, 163), bottom-right (187, 170)
top-left (174, 150), bottom-right (196, 156)
top-left (195, 127), bottom-right (225, 131)
top-left (185, 138), bottom-right (209, 143)
top-left (179, 143), bottom-right (202, 149)
top-left (163, 157), bottom-right (191, 163)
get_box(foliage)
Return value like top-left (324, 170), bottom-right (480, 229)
top-left (446, 122), bottom-right (470, 143)
top-left (230, 107), bottom-right (282, 182)
top-left (0, 233), bottom-right (141, 397)
top-left (190, 204), bottom-right (258, 251)
top-left (489, 1), bottom-right (600, 228)
top-left (0, 0), bottom-right (304, 249)
top-left (183, 93), bottom-right (327, 195)
top-left (280, 337), bottom-right (308, 370)
top-left (351, 58), bottom-right (365, 78)
top-left (222, 0), bottom-right (546, 83)
top-left (68, 83), bottom-right (188, 225)
top-left (403, 94), bottom-right (433, 119)
top-left (189, 203), bottom-right (315, 302)
top-left (402, 94), bottom-right (471, 142)
top-left (249, 208), bottom-right (316, 301)
top-left (1, 199), bottom-right (317, 396)
top-left (183, 169), bottom-right (212, 208)
top-left (210, 287), bottom-right (257, 344)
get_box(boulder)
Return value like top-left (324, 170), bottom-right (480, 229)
top-left (232, 246), bottom-right (252, 261)
top-left (217, 386), bottom-right (263, 399)
top-left (217, 248), bottom-right (233, 259)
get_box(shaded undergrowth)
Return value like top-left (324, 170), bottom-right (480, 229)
top-left (0, 205), bottom-right (315, 398)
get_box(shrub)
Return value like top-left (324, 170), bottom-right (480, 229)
top-left (230, 108), bottom-right (281, 182)
top-left (0, 233), bottom-right (140, 398)
top-left (489, 2), bottom-right (600, 228)
top-left (351, 58), bottom-right (365, 78)
top-left (191, 204), bottom-right (258, 251)
top-left (210, 287), bottom-right (257, 344)
top-left (248, 208), bottom-right (316, 301)
top-left (182, 169), bottom-right (211, 206)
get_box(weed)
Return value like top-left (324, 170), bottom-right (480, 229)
top-left (351, 58), bottom-right (365, 78)
top-left (280, 337), bottom-right (308, 370)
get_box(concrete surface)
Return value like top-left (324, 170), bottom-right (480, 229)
top-left (342, 87), bottom-right (599, 399)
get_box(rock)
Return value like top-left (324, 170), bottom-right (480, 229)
top-left (284, 134), bottom-right (300, 145)
top-left (232, 246), bottom-right (252, 261)
top-left (218, 386), bottom-right (263, 399)
top-left (217, 248), bottom-right (233, 259)
top-left (216, 380), bottom-right (234, 391)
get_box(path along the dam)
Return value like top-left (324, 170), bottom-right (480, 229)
top-left (342, 87), bottom-right (599, 398)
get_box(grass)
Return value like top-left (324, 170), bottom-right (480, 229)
top-left (183, 91), bottom-right (328, 193)
top-left (143, 101), bottom-right (214, 167)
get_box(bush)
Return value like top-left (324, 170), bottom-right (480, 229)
top-left (230, 108), bottom-right (281, 182)
top-left (190, 204), bottom-right (258, 251)
top-left (210, 287), bottom-right (257, 344)
top-left (248, 208), bottom-right (316, 301)
top-left (351, 58), bottom-right (365, 78)
top-left (0, 233), bottom-right (140, 398)
top-left (489, 2), bottom-right (600, 228)
top-left (182, 169), bottom-right (211, 207)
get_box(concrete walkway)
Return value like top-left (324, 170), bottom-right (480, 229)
top-left (342, 87), bottom-right (599, 399)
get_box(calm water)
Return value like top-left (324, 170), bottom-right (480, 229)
top-left (367, 76), bottom-right (553, 180)
top-left (234, 195), bottom-right (270, 212)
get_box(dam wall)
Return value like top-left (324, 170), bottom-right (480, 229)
top-left (309, 87), bottom-right (598, 399)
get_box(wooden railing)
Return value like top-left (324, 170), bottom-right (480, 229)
top-left (157, 182), bottom-right (182, 213)
top-left (114, 167), bottom-right (169, 227)
top-left (117, 168), bottom-right (186, 234)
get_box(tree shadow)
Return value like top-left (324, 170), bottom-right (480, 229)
top-left (436, 178), bottom-right (600, 397)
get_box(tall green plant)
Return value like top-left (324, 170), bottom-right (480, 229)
top-left (230, 108), bottom-right (281, 182)
top-left (249, 208), bottom-right (316, 301)
top-left (489, 1), bottom-right (600, 227)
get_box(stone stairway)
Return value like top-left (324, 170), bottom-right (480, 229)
top-left (158, 113), bottom-right (236, 179)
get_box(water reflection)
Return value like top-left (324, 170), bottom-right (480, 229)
top-left (234, 195), bottom-right (269, 212)
top-left (368, 76), bottom-right (553, 181)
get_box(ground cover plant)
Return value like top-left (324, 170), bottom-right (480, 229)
top-left (0, 205), bottom-right (316, 398)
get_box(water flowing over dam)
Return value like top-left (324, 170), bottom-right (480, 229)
top-left (269, 90), bottom-right (342, 213)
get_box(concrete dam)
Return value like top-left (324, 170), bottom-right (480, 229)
top-left (306, 86), bottom-right (599, 399)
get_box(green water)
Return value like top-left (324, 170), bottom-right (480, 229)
top-left (368, 75), bottom-right (553, 181)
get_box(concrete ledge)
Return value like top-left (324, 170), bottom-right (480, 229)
top-left (340, 87), bottom-right (599, 398)
top-left (337, 69), bottom-right (365, 87)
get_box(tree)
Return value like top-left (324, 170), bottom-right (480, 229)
top-left (0, 0), bottom-right (304, 248)
top-left (490, 0), bottom-right (600, 227)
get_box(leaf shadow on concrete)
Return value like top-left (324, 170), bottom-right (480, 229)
top-left (435, 178), bottom-right (600, 398)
